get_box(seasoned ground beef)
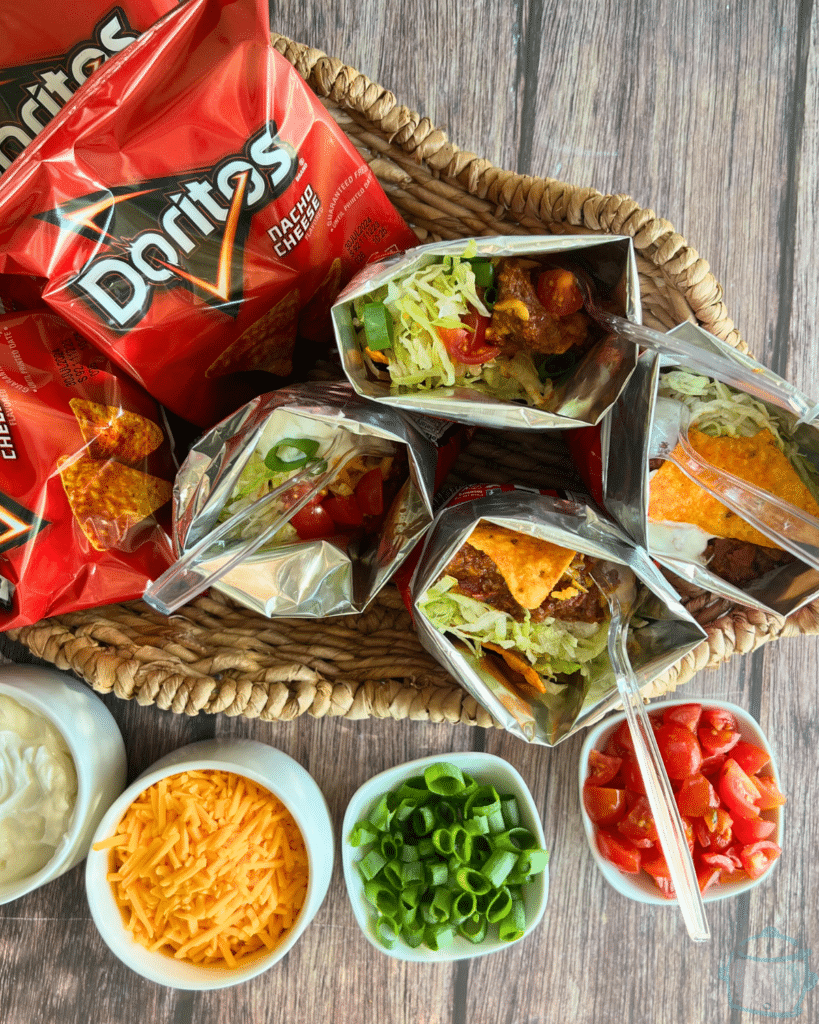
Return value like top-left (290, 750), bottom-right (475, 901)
top-left (443, 544), bottom-right (605, 623)
top-left (487, 259), bottom-right (589, 357)
top-left (705, 537), bottom-right (796, 588)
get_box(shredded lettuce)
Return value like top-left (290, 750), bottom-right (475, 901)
top-left (353, 254), bottom-right (554, 406)
top-left (217, 450), bottom-right (301, 545)
top-left (418, 575), bottom-right (610, 683)
top-left (658, 370), bottom-right (819, 503)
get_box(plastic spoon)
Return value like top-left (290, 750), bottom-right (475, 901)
top-left (589, 560), bottom-right (711, 942)
top-left (144, 436), bottom-right (369, 616)
top-left (651, 397), bottom-right (819, 571)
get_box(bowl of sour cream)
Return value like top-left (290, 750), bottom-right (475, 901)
top-left (0, 664), bottom-right (127, 905)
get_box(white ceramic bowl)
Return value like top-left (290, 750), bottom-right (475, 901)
top-left (578, 700), bottom-right (784, 904)
top-left (342, 752), bottom-right (549, 962)
top-left (85, 738), bottom-right (333, 990)
top-left (0, 664), bottom-right (127, 905)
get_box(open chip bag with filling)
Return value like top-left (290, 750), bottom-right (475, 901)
top-left (0, 0), bottom-right (180, 176)
top-left (602, 321), bottom-right (819, 615)
top-left (409, 485), bottom-right (705, 746)
top-left (161, 381), bottom-right (445, 618)
top-left (331, 234), bottom-right (640, 429)
top-left (0, 0), bottom-right (417, 428)
top-left (0, 308), bottom-right (175, 629)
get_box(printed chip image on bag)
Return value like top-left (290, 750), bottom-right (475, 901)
top-left (0, 0), bottom-right (417, 427)
top-left (0, 0), bottom-right (180, 175)
top-left (0, 309), bottom-right (175, 630)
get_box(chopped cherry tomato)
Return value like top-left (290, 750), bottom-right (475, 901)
top-left (436, 311), bottom-right (499, 365)
top-left (662, 703), bottom-right (702, 733)
top-left (701, 707), bottom-right (739, 732)
top-left (586, 750), bottom-right (623, 787)
top-left (700, 850), bottom-right (739, 873)
top-left (323, 494), bottom-right (363, 528)
top-left (739, 840), bottom-right (781, 880)
top-left (610, 720), bottom-right (635, 754)
top-left (596, 828), bottom-right (642, 873)
top-left (752, 775), bottom-right (787, 811)
top-left (620, 754), bottom-right (646, 795)
top-left (699, 752), bottom-right (727, 778)
top-left (731, 739), bottom-right (771, 776)
top-left (617, 796), bottom-right (658, 848)
top-left (718, 759), bottom-right (762, 820)
top-left (583, 785), bottom-right (627, 826)
top-left (696, 863), bottom-right (722, 894)
top-left (675, 772), bottom-right (719, 817)
top-left (732, 815), bottom-right (776, 844)
top-left (290, 500), bottom-right (336, 540)
top-left (353, 467), bottom-right (384, 516)
top-left (693, 807), bottom-right (733, 850)
top-left (535, 268), bottom-right (584, 317)
top-left (698, 724), bottom-right (741, 756)
top-left (655, 723), bottom-right (703, 780)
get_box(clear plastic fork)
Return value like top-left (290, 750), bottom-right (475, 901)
top-left (144, 435), bottom-right (364, 616)
top-left (589, 560), bottom-right (711, 942)
top-left (651, 396), bottom-right (819, 571)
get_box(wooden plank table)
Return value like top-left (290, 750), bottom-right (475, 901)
top-left (2, 1), bottom-right (818, 1021)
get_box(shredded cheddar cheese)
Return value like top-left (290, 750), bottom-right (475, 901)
top-left (93, 769), bottom-right (309, 967)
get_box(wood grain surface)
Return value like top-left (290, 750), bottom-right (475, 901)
top-left (2, 1), bottom-right (819, 1023)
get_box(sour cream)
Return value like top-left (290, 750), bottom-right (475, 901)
top-left (0, 694), bottom-right (78, 885)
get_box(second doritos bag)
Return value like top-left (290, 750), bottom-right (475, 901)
top-left (0, 309), bottom-right (175, 630)
top-left (0, 0), bottom-right (180, 175)
top-left (0, 0), bottom-right (417, 427)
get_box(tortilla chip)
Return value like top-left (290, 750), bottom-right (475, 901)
top-left (205, 290), bottom-right (301, 379)
top-left (58, 455), bottom-right (172, 551)
top-left (481, 642), bottom-right (546, 693)
top-left (69, 399), bottom-right (163, 464)
top-left (649, 427), bottom-right (819, 548)
top-left (465, 521), bottom-right (576, 610)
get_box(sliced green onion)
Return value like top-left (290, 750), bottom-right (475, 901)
top-left (500, 795), bottom-right (520, 829)
top-left (362, 302), bottom-right (395, 350)
top-left (375, 915), bottom-right (399, 948)
top-left (467, 258), bottom-right (495, 288)
top-left (450, 890), bottom-right (477, 925)
top-left (458, 914), bottom-right (488, 944)
top-left (357, 848), bottom-right (386, 881)
top-left (349, 820), bottom-right (379, 847)
top-left (480, 848), bottom-right (517, 889)
top-left (498, 894), bottom-right (526, 943)
top-left (424, 762), bottom-right (465, 796)
top-left (263, 437), bottom-right (321, 473)
top-left (485, 887), bottom-right (513, 923)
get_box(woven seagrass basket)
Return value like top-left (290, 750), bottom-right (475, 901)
top-left (7, 35), bottom-right (819, 724)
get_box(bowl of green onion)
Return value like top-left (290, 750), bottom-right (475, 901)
top-left (341, 753), bottom-right (549, 961)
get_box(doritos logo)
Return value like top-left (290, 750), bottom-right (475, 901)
top-left (0, 8), bottom-right (141, 173)
top-left (37, 124), bottom-right (298, 330)
top-left (0, 491), bottom-right (48, 555)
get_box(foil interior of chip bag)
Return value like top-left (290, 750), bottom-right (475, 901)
top-left (604, 321), bottom-right (819, 616)
top-left (409, 487), bottom-right (705, 746)
top-left (331, 234), bottom-right (640, 430)
top-left (171, 382), bottom-right (438, 617)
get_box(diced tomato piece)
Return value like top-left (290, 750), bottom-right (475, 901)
top-left (662, 703), bottom-right (702, 733)
top-left (620, 754), bottom-right (646, 795)
top-left (719, 759), bottom-right (763, 820)
top-left (353, 467), bottom-right (384, 517)
top-left (583, 785), bottom-right (627, 826)
top-left (721, 843), bottom-right (744, 871)
top-left (730, 739), bottom-right (771, 776)
top-left (642, 852), bottom-right (678, 897)
top-left (739, 840), bottom-right (781, 880)
top-left (699, 752), bottom-right (727, 778)
top-left (323, 494), bottom-right (363, 528)
top-left (610, 720), bottom-right (635, 754)
top-left (653, 875), bottom-right (678, 899)
top-left (701, 707), bottom-right (739, 732)
top-left (675, 772), bottom-right (719, 817)
top-left (655, 723), bottom-right (703, 780)
top-left (696, 862), bottom-right (722, 893)
top-left (617, 796), bottom-right (658, 848)
top-left (535, 268), bottom-right (584, 316)
top-left (290, 501), bottom-right (336, 540)
top-left (698, 724), bottom-right (741, 756)
top-left (700, 850), bottom-right (739, 873)
top-left (586, 749), bottom-right (623, 787)
top-left (732, 816), bottom-right (776, 844)
top-left (436, 313), bottom-right (499, 365)
top-left (596, 828), bottom-right (643, 873)
top-left (752, 775), bottom-right (787, 811)
top-left (694, 807), bottom-right (733, 850)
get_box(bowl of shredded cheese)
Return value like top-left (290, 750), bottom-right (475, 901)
top-left (0, 665), bottom-right (127, 906)
top-left (84, 738), bottom-right (333, 989)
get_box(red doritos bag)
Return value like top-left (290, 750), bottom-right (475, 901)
top-left (0, 0), bottom-right (417, 427)
top-left (0, 1), bottom-right (180, 175)
top-left (0, 309), bottom-right (175, 629)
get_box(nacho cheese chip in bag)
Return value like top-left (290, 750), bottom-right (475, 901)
top-left (0, 309), bottom-right (174, 629)
top-left (0, 0), bottom-right (180, 175)
top-left (0, 0), bottom-right (417, 427)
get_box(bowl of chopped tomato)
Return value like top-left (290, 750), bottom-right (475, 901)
top-left (578, 700), bottom-right (785, 904)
